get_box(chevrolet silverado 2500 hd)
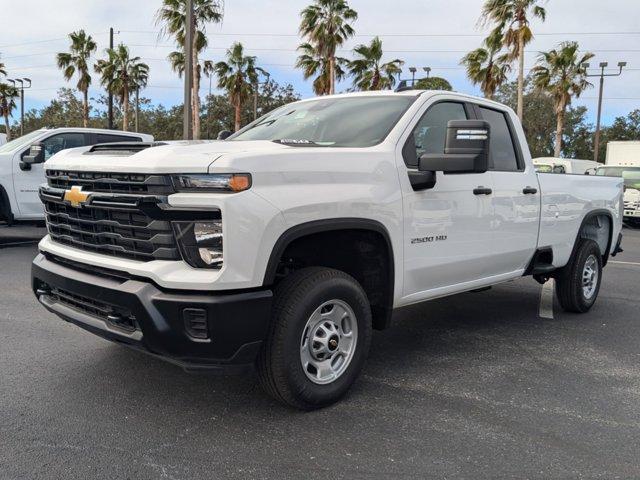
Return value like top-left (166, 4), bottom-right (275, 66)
top-left (31, 91), bottom-right (624, 409)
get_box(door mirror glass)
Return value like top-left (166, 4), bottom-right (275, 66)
top-left (23, 143), bottom-right (45, 165)
top-left (419, 120), bottom-right (490, 174)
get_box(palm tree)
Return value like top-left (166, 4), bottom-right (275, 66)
top-left (214, 43), bottom-right (266, 132)
top-left (156, 0), bottom-right (223, 139)
top-left (298, 0), bottom-right (358, 95)
top-left (56, 30), bottom-right (97, 128)
top-left (95, 44), bottom-right (149, 132)
top-left (0, 83), bottom-right (19, 139)
top-left (0, 61), bottom-right (6, 77)
top-left (296, 42), bottom-right (348, 95)
top-left (348, 37), bottom-right (403, 91)
top-left (481, 0), bottom-right (546, 120)
top-left (461, 31), bottom-right (511, 100)
top-left (531, 42), bottom-right (593, 157)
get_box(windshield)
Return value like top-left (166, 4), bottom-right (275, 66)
top-left (229, 96), bottom-right (415, 148)
top-left (0, 130), bottom-right (45, 154)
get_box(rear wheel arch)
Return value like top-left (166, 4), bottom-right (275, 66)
top-left (573, 210), bottom-right (614, 266)
top-left (263, 218), bottom-right (395, 330)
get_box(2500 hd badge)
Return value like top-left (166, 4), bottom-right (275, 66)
top-left (411, 235), bottom-right (448, 244)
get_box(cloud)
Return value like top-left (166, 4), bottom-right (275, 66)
top-left (1, 0), bottom-right (639, 124)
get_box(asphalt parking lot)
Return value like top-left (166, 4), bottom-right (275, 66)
top-left (1, 226), bottom-right (640, 479)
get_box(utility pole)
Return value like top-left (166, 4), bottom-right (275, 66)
top-left (183, 0), bottom-right (194, 140)
top-left (583, 61), bottom-right (626, 163)
top-left (409, 67), bottom-right (417, 86)
top-left (253, 73), bottom-right (270, 121)
top-left (108, 27), bottom-right (114, 130)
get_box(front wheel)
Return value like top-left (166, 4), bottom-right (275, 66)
top-left (257, 267), bottom-right (372, 410)
top-left (555, 239), bottom-right (603, 313)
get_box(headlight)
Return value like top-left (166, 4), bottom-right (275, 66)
top-left (172, 174), bottom-right (251, 193)
top-left (173, 220), bottom-right (223, 269)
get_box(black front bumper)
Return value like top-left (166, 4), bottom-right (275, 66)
top-left (31, 254), bottom-right (272, 373)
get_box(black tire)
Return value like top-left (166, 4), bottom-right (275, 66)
top-left (257, 267), bottom-right (372, 410)
top-left (555, 239), bottom-right (603, 313)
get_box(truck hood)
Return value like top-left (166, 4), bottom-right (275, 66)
top-left (45, 140), bottom-right (290, 173)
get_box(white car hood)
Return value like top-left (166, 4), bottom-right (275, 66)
top-left (44, 140), bottom-right (290, 173)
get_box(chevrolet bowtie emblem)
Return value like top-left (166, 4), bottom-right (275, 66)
top-left (63, 186), bottom-right (90, 208)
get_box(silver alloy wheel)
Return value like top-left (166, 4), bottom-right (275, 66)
top-left (582, 254), bottom-right (599, 300)
top-left (300, 299), bottom-right (358, 385)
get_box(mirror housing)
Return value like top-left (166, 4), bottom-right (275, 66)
top-left (217, 130), bottom-right (232, 140)
top-left (23, 143), bottom-right (45, 165)
top-left (20, 143), bottom-right (45, 171)
top-left (419, 120), bottom-right (490, 174)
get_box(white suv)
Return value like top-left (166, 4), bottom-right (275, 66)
top-left (0, 128), bottom-right (152, 224)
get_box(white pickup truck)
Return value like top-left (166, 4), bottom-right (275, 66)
top-left (31, 91), bottom-right (623, 409)
top-left (0, 127), bottom-right (152, 224)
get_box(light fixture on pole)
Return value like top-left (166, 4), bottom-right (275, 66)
top-left (583, 61), bottom-right (626, 162)
top-left (423, 67), bottom-right (431, 79)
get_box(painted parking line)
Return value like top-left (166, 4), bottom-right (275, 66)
top-left (539, 279), bottom-right (555, 320)
top-left (610, 261), bottom-right (640, 267)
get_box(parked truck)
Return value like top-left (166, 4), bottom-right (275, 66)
top-left (0, 127), bottom-right (153, 224)
top-left (31, 91), bottom-right (623, 409)
top-left (597, 141), bottom-right (640, 224)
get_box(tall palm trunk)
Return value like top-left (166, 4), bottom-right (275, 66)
top-left (192, 34), bottom-right (201, 139)
top-left (329, 56), bottom-right (336, 95)
top-left (82, 89), bottom-right (89, 128)
top-left (234, 100), bottom-right (242, 132)
top-left (517, 34), bottom-right (525, 121)
top-left (122, 87), bottom-right (130, 131)
top-left (554, 106), bottom-right (565, 158)
top-left (371, 70), bottom-right (380, 91)
top-left (3, 113), bottom-right (10, 140)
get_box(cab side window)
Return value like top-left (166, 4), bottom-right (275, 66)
top-left (42, 133), bottom-right (88, 161)
top-left (477, 107), bottom-right (520, 172)
top-left (404, 102), bottom-right (467, 168)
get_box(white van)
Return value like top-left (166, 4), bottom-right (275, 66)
top-left (0, 128), bottom-right (153, 224)
top-left (533, 157), bottom-right (601, 175)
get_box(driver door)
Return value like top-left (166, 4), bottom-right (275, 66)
top-left (399, 100), bottom-right (497, 302)
top-left (14, 132), bottom-right (89, 218)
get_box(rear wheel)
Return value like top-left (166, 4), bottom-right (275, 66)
top-left (555, 239), bottom-right (603, 313)
top-left (257, 267), bottom-right (372, 410)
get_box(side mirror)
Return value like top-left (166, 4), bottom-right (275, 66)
top-left (217, 130), bottom-right (232, 140)
top-left (20, 143), bottom-right (45, 171)
top-left (419, 120), bottom-right (490, 174)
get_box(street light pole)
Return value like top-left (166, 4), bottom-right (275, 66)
top-left (183, 0), bottom-right (194, 140)
top-left (253, 72), bottom-right (270, 121)
top-left (583, 61), bottom-right (626, 163)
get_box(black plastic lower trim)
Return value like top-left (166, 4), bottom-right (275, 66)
top-left (32, 254), bottom-right (272, 373)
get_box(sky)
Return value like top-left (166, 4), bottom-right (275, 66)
top-left (1, 0), bottom-right (639, 126)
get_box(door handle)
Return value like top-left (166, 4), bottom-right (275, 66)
top-left (522, 186), bottom-right (538, 195)
top-left (473, 186), bottom-right (492, 196)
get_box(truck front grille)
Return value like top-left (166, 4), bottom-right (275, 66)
top-left (46, 170), bottom-right (175, 195)
top-left (43, 171), bottom-right (180, 262)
